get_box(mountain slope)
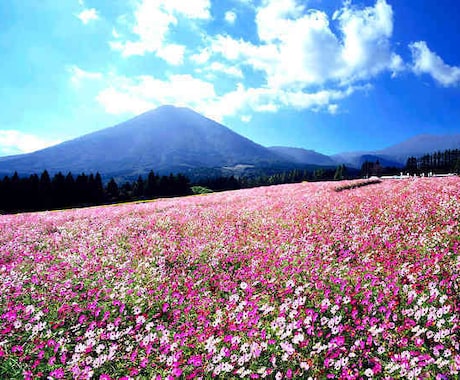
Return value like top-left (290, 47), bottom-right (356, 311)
top-left (267, 146), bottom-right (337, 166)
top-left (378, 133), bottom-right (460, 161)
top-left (0, 106), bottom-right (290, 179)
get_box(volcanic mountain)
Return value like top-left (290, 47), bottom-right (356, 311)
top-left (2, 106), bottom-right (458, 180)
top-left (0, 106), bottom-right (295, 180)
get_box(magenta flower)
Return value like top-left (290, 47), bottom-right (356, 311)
top-left (188, 355), bottom-right (203, 366)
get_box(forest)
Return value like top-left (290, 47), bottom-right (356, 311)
top-left (405, 149), bottom-right (460, 174)
top-left (0, 170), bottom-right (190, 214)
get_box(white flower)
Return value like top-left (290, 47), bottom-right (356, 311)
top-left (364, 368), bottom-right (374, 377)
top-left (300, 362), bottom-right (310, 370)
top-left (136, 315), bottom-right (146, 325)
top-left (292, 333), bottom-right (305, 344)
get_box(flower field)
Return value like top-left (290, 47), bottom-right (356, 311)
top-left (1, 178), bottom-right (459, 379)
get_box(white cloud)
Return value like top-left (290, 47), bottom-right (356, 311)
top-left (110, 0), bottom-right (210, 60)
top-left (75, 8), bottom-right (99, 24)
top-left (209, 0), bottom-right (402, 90)
top-left (70, 62), bottom-right (368, 124)
top-left (157, 44), bottom-right (186, 65)
top-left (162, 0), bottom-right (211, 19)
top-left (74, 0), bottom-right (460, 122)
top-left (265, 10), bottom-right (343, 88)
top-left (0, 130), bottom-right (60, 156)
top-left (209, 62), bottom-right (243, 78)
top-left (241, 115), bottom-right (252, 123)
top-left (255, 0), bottom-right (305, 43)
top-left (110, 0), bottom-right (175, 57)
top-left (336, 0), bottom-right (402, 81)
top-left (96, 88), bottom-right (155, 115)
top-left (95, 73), bottom-right (217, 116)
top-left (68, 65), bottom-right (103, 87)
top-left (328, 104), bottom-right (339, 115)
top-left (190, 49), bottom-right (211, 64)
top-left (225, 11), bottom-right (237, 24)
top-left (410, 41), bottom-right (460, 87)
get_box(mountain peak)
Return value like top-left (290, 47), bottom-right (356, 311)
top-left (0, 106), bottom-right (288, 180)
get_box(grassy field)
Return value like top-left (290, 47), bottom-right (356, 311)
top-left (1, 178), bottom-right (459, 379)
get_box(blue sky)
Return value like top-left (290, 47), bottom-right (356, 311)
top-left (0, 0), bottom-right (459, 157)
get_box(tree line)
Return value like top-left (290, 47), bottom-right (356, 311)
top-left (0, 165), bottom-right (353, 214)
top-left (0, 170), bottom-right (190, 214)
top-left (405, 149), bottom-right (460, 174)
top-left (196, 166), bottom-right (350, 192)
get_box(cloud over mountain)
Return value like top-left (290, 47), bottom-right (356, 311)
top-left (68, 0), bottom-right (455, 124)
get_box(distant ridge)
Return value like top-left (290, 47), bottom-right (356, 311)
top-left (267, 146), bottom-right (337, 166)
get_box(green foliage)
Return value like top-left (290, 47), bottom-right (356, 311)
top-left (0, 356), bottom-right (26, 379)
top-left (191, 186), bottom-right (214, 194)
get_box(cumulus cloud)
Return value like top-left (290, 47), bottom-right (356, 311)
top-left (157, 44), bottom-right (186, 65)
top-left (95, 73), bottom-right (217, 116)
top-left (0, 130), bottom-right (60, 156)
top-left (190, 48), bottom-right (212, 65)
top-left (71, 63), bottom-right (370, 123)
top-left (336, 0), bottom-right (399, 79)
top-left (410, 41), bottom-right (460, 87)
top-left (209, 0), bottom-right (403, 90)
top-left (75, 8), bottom-right (99, 24)
top-left (73, 0), bottom-right (460, 121)
top-left (110, 0), bottom-right (210, 60)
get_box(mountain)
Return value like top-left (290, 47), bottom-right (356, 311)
top-left (0, 105), bottom-right (292, 180)
top-left (1, 106), bottom-right (458, 180)
top-left (377, 133), bottom-right (460, 162)
top-left (267, 146), bottom-right (337, 166)
top-left (333, 133), bottom-right (460, 168)
top-left (332, 152), bottom-right (403, 169)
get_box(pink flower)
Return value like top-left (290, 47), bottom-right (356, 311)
top-left (172, 367), bottom-right (183, 377)
top-left (188, 355), bottom-right (202, 366)
top-left (49, 368), bottom-right (65, 379)
top-left (11, 345), bottom-right (23, 356)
